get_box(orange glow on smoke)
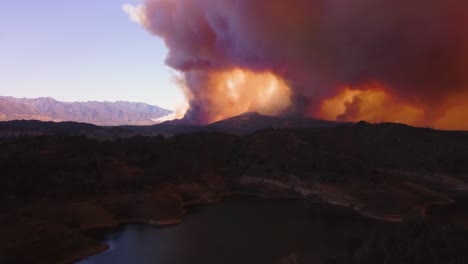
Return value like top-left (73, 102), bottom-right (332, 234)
top-left (187, 69), bottom-right (292, 123)
top-left (432, 92), bottom-right (468, 131)
top-left (319, 84), bottom-right (468, 131)
top-left (320, 84), bottom-right (424, 125)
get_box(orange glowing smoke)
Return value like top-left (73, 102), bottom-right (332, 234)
top-left (184, 69), bottom-right (292, 123)
top-left (432, 92), bottom-right (468, 131)
top-left (132, 0), bottom-right (468, 129)
top-left (319, 83), bottom-right (468, 130)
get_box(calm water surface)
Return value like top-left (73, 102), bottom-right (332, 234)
top-left (77, 198), bottom-right (384, 264)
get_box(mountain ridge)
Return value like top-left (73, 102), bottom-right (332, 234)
top-left (4, 111), bottom-right (461, 141)
top-left (0, 96), bottom-right (172, 126)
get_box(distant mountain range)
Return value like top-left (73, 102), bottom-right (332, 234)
top-left (0, 96), bottom-right (172, 126)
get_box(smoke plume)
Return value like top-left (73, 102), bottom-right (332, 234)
top-left (129, 0), bottom-right (468, 129)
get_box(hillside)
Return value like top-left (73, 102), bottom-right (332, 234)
top-left (0, 112), bottom-right (351, 141)
top-left (1, 120), bottom-right (468, 263)
top-left (207, 112), bottom-right (347, 134)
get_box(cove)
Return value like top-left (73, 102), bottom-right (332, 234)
top-left (77, 197), bottom-right (388, 264)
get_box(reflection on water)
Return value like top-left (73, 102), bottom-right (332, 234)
top-left (77, 198), bottom-right (384, 264)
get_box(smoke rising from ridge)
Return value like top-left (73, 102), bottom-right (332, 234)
top-left (129, 0), bottom-right (468, 129)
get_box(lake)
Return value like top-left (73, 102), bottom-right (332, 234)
top-left (77, 197), bottom-right (388, 264)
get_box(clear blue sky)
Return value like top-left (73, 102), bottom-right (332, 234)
top-left (0, 0), bottom-right (184, 110)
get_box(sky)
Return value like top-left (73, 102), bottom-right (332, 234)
top-left (0, 0), bottom-right (184, 110)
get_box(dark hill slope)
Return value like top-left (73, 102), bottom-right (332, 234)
top-left (1, 122), bottom-right (468, 263)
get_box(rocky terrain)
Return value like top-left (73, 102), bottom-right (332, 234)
top-left (1, 117), bottom-right (468, 263)
top-left (0, 96), bottom-right (171, 126)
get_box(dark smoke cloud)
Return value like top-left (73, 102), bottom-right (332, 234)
top-left (137, 0), bottom-right (468, 125)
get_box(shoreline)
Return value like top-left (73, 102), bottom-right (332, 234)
top-left (61, 244), bottom-right (110, 264)
top-left (69, 193), bottom-right (319, 263)
top-left (69, 191), bottom-right (457, 263)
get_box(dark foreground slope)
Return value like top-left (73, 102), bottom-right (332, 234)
top-left (1, 122), bottom-right (468, 263)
